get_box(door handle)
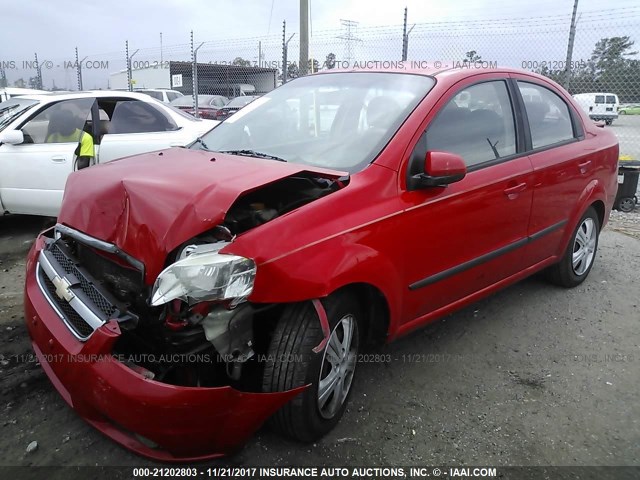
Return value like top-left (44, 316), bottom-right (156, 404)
top-left (51, 156), bottom-right (66, 163)
top-left (578, 160), bottom-right (592, 174)
top-left (504, 182), bottom-right (527, 199)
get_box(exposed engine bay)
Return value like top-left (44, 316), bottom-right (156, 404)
top-left (55, 172), bottom-right (347, 390)
top-left (223, 172), bottom-right (346, 235)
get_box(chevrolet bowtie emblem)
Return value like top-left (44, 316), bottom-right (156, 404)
top-left (51, 275), bottom-right (75, 302)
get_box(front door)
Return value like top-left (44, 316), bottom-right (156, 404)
top-left (0, 98), bottom-right (96, 216)
top-left (400, 78), bottom-right (534, 324)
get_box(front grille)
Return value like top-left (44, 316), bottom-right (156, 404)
top-left (48, 242), bottom-right (118, 319)
top-left (75, 243), bottom-right (144, 303)
top-left (37, 238), bottom-right (140, 340)
top-left (39, 268), bottom-right (94, 338)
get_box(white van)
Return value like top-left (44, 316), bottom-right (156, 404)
top-left (573, 92), bottom-right (619, 125)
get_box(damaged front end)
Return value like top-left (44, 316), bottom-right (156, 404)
top-left (26, 171), bottom-right (345, 459)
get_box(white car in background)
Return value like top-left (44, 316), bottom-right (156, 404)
top-left (135, 88), bottom-right (184, 103)
top-left (0, 91), bottom-right (217, 217)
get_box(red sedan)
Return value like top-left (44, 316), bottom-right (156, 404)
top-left (24, 67), bottom-right (618, 460)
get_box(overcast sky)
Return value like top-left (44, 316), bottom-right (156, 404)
top-left (2, 0), bottom-right (639, 89)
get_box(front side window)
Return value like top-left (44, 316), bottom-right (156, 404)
top-left (195, 72), bottom-right (435, 173)
top-left (20, 98), bottom-right (94, 144)
top-left (425, 80), bottom-right (517, 167)
top-left (109, 100), bottom-right (178, 134)
top-left (518, 82), bottom-right (575, 149)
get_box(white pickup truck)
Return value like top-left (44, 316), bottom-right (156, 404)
top-left (0, 91), bottom-right (217, 217)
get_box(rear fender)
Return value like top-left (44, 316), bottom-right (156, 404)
top-left (558, 179), bottom-right (606, 256)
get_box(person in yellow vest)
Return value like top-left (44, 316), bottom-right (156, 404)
top-left (46, 109), bottom-right (95, 169)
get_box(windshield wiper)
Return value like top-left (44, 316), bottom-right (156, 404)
top-left (192, 136), bottom-right (210, 150)
top-left (219, 149), bottom-right (287, 162)
top-left (0, 104), bottom-right (19, 115)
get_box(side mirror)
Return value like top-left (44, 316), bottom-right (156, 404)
top-left (411, 151), bottom-right (467, 188)
top-left (0, 130), bottom-right (25, 146)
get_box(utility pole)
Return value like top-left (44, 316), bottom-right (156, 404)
top-left (337, 19), bottom-right (361, 66)
top-left (563, 0), bottom-right (579, 91)
top-left (75, 47), bottom-right (83, 91)
top-left (299, 0), bottom-right (309, 76)
top-left (258, 41), bottom-right (262, 68)
top-left (160, 32), bottom-right (163, 64)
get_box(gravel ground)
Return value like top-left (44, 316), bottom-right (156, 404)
top-left (0, 211), bottom-right (638, 471)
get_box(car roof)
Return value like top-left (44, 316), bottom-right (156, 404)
top-left (312, 66), bottom-right (557, 84)
top-left (19, 90), bottom-right (165, 102)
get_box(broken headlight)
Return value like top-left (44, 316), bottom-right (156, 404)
top-left (150, 247), bottom-right (256, 307)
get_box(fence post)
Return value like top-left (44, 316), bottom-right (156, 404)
top-left (191, 31), bottom-right (204, 119)
top-left (75, 47), bottom-right (83, 91)
top-left (402, 7), bottom-right (408, 61)
top-left (34, 53), bottom-right (43, 90)
top-left (126, 41), bottom-right (131, 91)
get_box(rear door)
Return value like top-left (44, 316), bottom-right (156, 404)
top-left (0, 97), bottom-right (95, 216)
top-left (400, 76), bottom-right (534, 322)
top-left (97, 98), bottom-right (184, 163)
top-left (512, 76), bottom-right (592, 265)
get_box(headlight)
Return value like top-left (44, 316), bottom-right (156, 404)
top-left (150, 250), bottom-right (256, 307)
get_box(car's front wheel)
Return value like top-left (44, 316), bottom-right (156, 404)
top-left (546, 206), bottom-right (600, 287)
top-left (262, 291), bottom-right (361, 442)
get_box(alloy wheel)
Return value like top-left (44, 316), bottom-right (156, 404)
top-left (317, 314), bottom-right (358, 419)
top-left (572, 217), bottom-right (597, 276)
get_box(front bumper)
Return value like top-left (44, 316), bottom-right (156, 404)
top-left (24, 235), bottom-right (304, 461)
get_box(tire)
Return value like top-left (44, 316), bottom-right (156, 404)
top-left (619, 110), bottom-right (626, 115)
top-left (546, 206), bottom-right (600, 288)
top-left (605, 119), bottom-right (613, 125)
top-left (617, 197), bottom-right (636, 213)
top-left (262, 291), bottom-right (361, 442)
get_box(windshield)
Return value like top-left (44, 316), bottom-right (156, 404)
top-left (195, 72), bottom-right (434, 173)
top-left (0, 98), bottom-right (39, 133)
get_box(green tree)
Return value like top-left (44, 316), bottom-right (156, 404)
top-left (590, 36), bottom-right (637, 75)
top-left (231, 57), bottom-right (252, 67)
top-left (287, 62), bottom-right (300, 79)
top-left (464, 50), bottom-right (482, 63)
top-left (324, 53), bottom-right (336, 70)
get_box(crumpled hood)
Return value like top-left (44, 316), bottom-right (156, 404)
top-left (58, 147), bottom-right (343, 283)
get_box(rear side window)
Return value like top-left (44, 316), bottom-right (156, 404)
top-left (109, 100), bottom-right (178, 134)
top-left (425, 80), bottom-right (517, 167)
top-left (595, 95), bottom-right (605, 104)
top-left (518, 82), bottom-right (575, 149)
top-left (166, 92), bottom-right (180, 102)
top-left (606, 95), bottom-right (617, 104)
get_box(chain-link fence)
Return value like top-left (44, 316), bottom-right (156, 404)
top-left (2, 8), bottom-right (639, 159)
